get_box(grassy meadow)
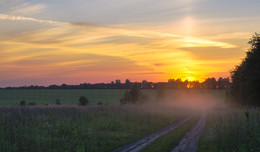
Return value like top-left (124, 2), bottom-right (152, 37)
top-left (0, 104), bottom-right (192, 152)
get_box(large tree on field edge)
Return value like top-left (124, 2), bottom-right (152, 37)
top-left (230, 33), bottom-right (260, 106)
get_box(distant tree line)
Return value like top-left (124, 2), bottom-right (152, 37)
top-left (0, 77), bottom-right (230, 90)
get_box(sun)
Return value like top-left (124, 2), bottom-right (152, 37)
top-left (183, 76), bottom-right (195, 81)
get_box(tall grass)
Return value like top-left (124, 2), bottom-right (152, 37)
top-left (0, 104), bottom-right (189, 152)
top-left (198, 108), bottom-right (260, 152)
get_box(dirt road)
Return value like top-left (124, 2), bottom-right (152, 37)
top-left (171, 116), bottom-right (206, 152)
top-left (112, 117), bottom-right (191, 152)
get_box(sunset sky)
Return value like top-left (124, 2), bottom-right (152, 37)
top-left (0, 0), bottom-right (260, 87)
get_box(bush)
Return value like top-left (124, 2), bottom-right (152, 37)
top-left (97, 102), bottom-right (103, 105)
top-left (79, 96), bottom-right (88, 106)
top-left (56, 98), bottom-right (61, 105)
top-left (120, 84), bottom-right (143, 104)
top-left (129, 84), bottom-right (142, 104)
top-left (20, 100), bottom-right (26, 106)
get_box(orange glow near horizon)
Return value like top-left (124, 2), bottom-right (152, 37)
top-left (0, 0), bottom-right (254, 87)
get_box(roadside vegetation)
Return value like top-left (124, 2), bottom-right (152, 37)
top-left (197, 33), bottom-right (260, 152)
top-left (198, 108), bottom-right (260, 152)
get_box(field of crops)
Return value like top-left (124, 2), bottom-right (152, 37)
top-left (0, 89), bottom-right (225, 105)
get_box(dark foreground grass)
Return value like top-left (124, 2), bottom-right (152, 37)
top-left (141, 117), bottom-right (199, 152)
top-left (198, 108), bottom-right (260, 152)
top-left (0, 104), bottom-right (190, 152)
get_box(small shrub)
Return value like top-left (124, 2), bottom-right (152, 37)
top-left (20, 100), bottom-right (26, 106)
top-left (28, 102), bottom-right (36, 106)
top-left (79, 96), bottom-right (88, 106)
top-left (56, 98), bottom-right (61, 105)
top-left (97, 102), bottom-right (103, 105)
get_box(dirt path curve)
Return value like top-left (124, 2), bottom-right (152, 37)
top-left (171, 116), bottom-right (206, 152)
top-left (112, 117), bottom-right (191, 152)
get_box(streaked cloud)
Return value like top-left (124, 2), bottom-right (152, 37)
top-left (1, 0), bottom-right (259, 86)
top-left (0, 14), bottom-right (67, 26)
top-left (9, 3), bottom-right (46, 15)
top-left (0, 0), bottom-right (46, 16)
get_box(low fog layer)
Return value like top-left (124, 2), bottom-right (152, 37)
top-left (162, 90), bottom-right (227, 111)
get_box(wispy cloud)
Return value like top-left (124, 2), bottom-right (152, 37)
top-left (0, 11), bottom-right (244, 86)
top-left (0, 13), bottom-right (238, 50)
top-left (0, 0), bottom-right (46, 16)
top-left (9, 3), bottom-right (46, 15)
top-left (0, 14), bottom-right (66, 26)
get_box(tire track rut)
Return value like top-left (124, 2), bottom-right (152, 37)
top-left (171, 116), bottom-right (206, 152)
top-left (112, 117), bottom-right (191, 152)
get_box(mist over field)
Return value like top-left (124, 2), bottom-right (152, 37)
top-left (162, 90), bottom-right (227, 111)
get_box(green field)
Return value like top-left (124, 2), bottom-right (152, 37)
top-left (0, 89), bottom-right (225, 105)
top-left (0, 104), bottom-right (191, 152)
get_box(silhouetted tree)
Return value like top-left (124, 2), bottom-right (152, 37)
top-left (203, 78), bottom-right (217, 89)
top-left (191, 81), bottom-right (201, 89)
top-left (230, 33), bottom-right (260, 105)
top-left (120, 84), bottom-right (142, 104)
top-left (217, 77), bottom-right (230, 89)
top-left (115, 79), bottom-right (121, 84)
top-left (125, 79), bottom-right (131, 89)
top-left (120, 90), bottom-right (131, 104)
top-left (129, 84), bottom-right (142, 104)
top-left (79, 96), bottom-right (88, 106)
top-left (168, 79), bottom-right (177, 89)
